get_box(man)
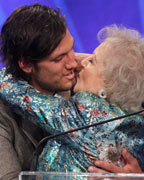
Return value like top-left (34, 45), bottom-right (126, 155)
top-left (0, 3), bottom-right (77, 179)
top-left (0, 3), bottom-right (142, 180)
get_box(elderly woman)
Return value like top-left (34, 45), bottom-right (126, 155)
top-left (0, 25), bottom-right (144, 174)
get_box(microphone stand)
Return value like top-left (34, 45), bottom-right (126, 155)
top-left (30, 108), bottom-right (144, 171)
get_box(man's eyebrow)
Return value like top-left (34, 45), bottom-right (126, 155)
top-left (49, 52), bottom-right (67, 61)
top-left (50, 39), bottom-right (75, 60)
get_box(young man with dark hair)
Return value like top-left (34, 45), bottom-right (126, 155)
top-left (0, 3), bottom-right (77, 179)
top-left (1, 3), bottom-right (77, 93)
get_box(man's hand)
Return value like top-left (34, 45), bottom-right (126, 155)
top-left (88, 148), bottom-right (142, 173)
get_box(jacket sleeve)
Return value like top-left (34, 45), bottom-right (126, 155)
top-left (0, 70), bottom-right (88, 146)
top-left (0, 106), bottom-right (21, 180)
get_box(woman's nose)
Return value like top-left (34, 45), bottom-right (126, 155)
top-left (81, 59), bottom-right (89, 67)
top-left (81, 55), bottom-right (94, 67)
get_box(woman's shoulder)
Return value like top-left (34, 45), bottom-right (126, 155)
top-left (72, 91), bottom-right (101, 102)
top-left (72, 91), bottom-right (112, 108)
top-left (72, 91), bottom-right (129, 120)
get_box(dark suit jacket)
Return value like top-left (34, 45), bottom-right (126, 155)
top-left (0, 101), bottom-right (47, 180)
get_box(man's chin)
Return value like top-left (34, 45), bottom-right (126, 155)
top-left (56, 79), bottom-right (77, 94)
top-left (65, 78), bottom-right (77, 89)
top-left (56, 83), bottom-right (75, 93)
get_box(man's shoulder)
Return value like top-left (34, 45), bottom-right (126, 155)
top-left (0, 100), bottom-right (17, 128)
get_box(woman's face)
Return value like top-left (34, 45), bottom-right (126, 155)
top-left (74, 43), bottom-right (105, 94)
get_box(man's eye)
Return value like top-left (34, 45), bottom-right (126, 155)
top-left (53, 56), bottom-right (64, 62)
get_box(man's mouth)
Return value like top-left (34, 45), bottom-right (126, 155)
top-left (65, 71), bottom-right (75, 80)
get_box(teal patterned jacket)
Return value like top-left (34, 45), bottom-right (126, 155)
top-left (0, 67), bottom-right (144, 173)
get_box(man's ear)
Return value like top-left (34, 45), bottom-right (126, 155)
top-left (18, 59), bottom-right (33, 73)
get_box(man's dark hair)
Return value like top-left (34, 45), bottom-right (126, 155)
top-left (0, 3), bottom-right (67, 79)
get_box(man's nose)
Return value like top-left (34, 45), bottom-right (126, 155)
top-left (65, 51), bottom-right (78, 69)
top-left (75, 61), bottom-right (83, 73)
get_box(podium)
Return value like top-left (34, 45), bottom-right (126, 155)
top-left (19, 171), bottom-right (144, 180)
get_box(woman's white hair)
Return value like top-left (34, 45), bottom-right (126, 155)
top-left (95, 24), bottom-right (144, 112)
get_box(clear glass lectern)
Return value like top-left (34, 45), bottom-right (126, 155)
top-left (19, 171), bottom-right (144, 180)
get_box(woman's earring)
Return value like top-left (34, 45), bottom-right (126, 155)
top-left (98, 89), bottom-right (107, 99)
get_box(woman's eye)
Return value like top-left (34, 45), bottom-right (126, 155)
top-left (89, 59), bottom-right (93, 63)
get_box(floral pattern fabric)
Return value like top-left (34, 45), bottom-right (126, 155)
top-left (0, 67), bottom-right (144, 175)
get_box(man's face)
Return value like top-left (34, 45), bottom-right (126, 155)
top-left (30, 30), bottom-right (77, 95)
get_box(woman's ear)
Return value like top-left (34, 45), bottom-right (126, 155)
top-left (18, 59), bottom-right (33, 73)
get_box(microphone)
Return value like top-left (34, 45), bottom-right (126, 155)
top-left (30, 102), bottom-right (144, 171)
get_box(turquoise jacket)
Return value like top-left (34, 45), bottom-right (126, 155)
top-left (0, 67), bottom-right (144, 174)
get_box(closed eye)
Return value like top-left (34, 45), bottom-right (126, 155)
top-left (52, 54), bottom-right (65, 62)
top-left (89, 59), bottom-right (93, 64)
